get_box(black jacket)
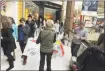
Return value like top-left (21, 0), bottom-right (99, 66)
top-left (1, 28), bottom-right (16, 53)
top-left (77, 46), bottom-right (105, 71)
top-left (26, 20), bottom-right (35, 37)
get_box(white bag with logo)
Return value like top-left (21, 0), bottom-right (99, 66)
top-left (23, 38), bottom-right (40, 56)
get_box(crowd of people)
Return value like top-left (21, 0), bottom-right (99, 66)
top-left (1, 14), bottom-right (105, 71)
top-left (1, 14), bottom-right (64, 71)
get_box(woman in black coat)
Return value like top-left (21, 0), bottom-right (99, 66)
top-left (1, 16), bottom-right (16, 71)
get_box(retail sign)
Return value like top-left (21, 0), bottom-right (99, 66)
top-left (81, 0), bottom-right (98, 17)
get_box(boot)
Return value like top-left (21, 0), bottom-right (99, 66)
top-left (22, 56), bottom-right (27, 65)
top-left (6, 61), bottom-right (14, 71)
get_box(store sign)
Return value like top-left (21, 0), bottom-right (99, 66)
top-left (81, 0), bottom-right (98, 17)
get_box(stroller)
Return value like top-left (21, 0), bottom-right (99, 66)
top-left (71, 42), bottom-right (105, 71)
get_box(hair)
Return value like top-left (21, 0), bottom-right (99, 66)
top-left (1, 16), bottom-right (11, 28)
top-left (28, 14), bottom-right (32, 18)
top-left (19, 18), bottom-right (25, 23)
top-left (46, 19), bottom-right (54, 28)
top-left (8, 17), bottom-right (15, 24)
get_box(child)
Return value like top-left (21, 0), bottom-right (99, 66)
top-left (18, 18), bottom-right (30, 65)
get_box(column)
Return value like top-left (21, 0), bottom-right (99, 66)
top-left (61, 1), bottom-right (65, 22)
top-left (56, 9), bottom-right (61, 21)
top-left (64, 1), bottom-right (75, 38)
top-left (39, 2), bottom-right (44, 20)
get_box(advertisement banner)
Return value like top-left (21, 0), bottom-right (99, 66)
top-left (81, 0), bottom-right (98, 17)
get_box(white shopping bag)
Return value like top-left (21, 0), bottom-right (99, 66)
top-left (23, 38), bottom-right (40, 56)
top-left (53, 41), bottom-right (64, 57)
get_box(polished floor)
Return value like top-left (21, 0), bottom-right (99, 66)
top-left (1, 34), bottom-right (71, 70)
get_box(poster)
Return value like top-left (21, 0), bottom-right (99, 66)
top-left (81, 0), bottom-right (98, 17)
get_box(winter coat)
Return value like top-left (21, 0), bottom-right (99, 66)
top-left (36, 28), bottom-right (56, 53)
top-left (1, 28), bottom-right (16, 53)
top-left (26, 20), bottom-right (35, 37)
top-left (18, 24), bottom-right (30, 43)
top-left (12, 24), bottom-right (18, 40)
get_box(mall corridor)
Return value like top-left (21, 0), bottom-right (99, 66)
top-left (1, 0), bottom-right (105, 71)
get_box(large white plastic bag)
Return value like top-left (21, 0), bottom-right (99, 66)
top-left (23, 38), bottom-right (40, 56)
top-left (53, 44), bottom-right (62, 57)
top-left (53, 41), bottom-right (64, 57)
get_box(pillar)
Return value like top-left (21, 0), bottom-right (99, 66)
top-left (39, 2), bottom-right (44, 20)
top-left (64, 1), bottom-right (75, 38)
top-left (61, 1), bottom-right (65, 22)
top-left (56, 9), bottom-right (61, 21)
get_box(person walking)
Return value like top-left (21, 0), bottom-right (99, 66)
top-left (18, 18), bottom-right (30, 65)
top-left (36, 19), bottom-right (56, 71)
top-left (71, 22), bottom-right (88, 57)
top-left (32, 17), bottom-right (38, 37)
top-left (54, 20), bottom-right (60, 35)
top-left (8, 17), bottom-right (18, 41)
top-left (26, 15), bottom-right (35, 38)
top-left (59, 22), bottom-right (64, 34)
top-left (1, 16), bottom-right (16, 71)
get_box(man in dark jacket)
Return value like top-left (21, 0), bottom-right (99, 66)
top-left (26, 15), bottom-right (35, 37)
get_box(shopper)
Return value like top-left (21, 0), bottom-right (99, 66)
top-left (54, 20), bottom-right (60, 35)
top-left (36, 19), bottom-right (56, 71)
top-left (26, 14), bottom-right (35, 38)
top-left (1, 16), bottom-right (16, 71)
top-left (71, 22), bottom-right (88, 57)
top-left (59, 22), bottom-right (64, 34)
top-left (32, 17), bottom-right (38, 37)
top-left (8, 17), bottom-right (18, 41)
top-left (18, 18), bottom-right (30, 65)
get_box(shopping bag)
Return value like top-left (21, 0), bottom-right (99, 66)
top-left (23, 38), bottom-right (40, 56)
top-left (53, 40), bottom-right (64, 57)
